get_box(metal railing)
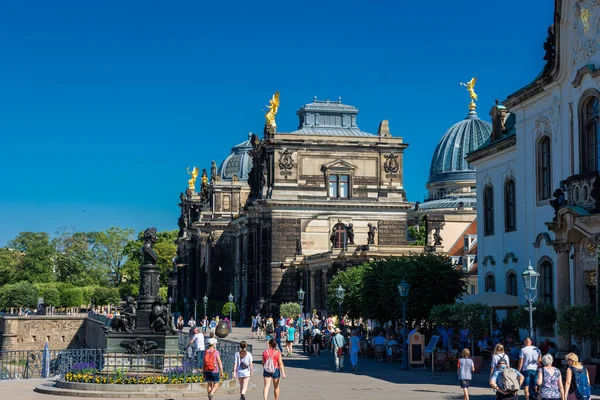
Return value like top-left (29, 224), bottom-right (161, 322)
top-left (0, 336), bottom-right (250, 381)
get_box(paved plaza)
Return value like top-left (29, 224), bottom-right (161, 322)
top-left (2, 328), bottom-right (599, 400)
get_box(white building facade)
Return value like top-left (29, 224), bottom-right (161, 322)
top-left (466, 0), bottom-right (600, 350)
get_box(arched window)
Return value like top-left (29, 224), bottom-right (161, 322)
top-left (506, 271), bottom-right (518, 296)
top-left (505, 179), bottom-right (516, 232)
top-left (540, 260), bottom-right (554, 305)
top-left (484, 186), bottom-right (494, 236)
top-left (330, 223), bottom-right (347, 249)
top-left (580, 95), bottom-right (600, 173)
top-left (537, 136), bottom-right (551, 200)
top-left (485, 273), bottom-right (496, 292)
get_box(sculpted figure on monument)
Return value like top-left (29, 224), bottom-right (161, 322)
top-left (211, 160), bottom-right (218, 181)
top-left (549, 188), bottom-right (567, 221)
top-left (347, 223), bottom-right (355, 245)
top-left (142, 228), bottom-right (158, 265)
top-left (149, 296), bottom-right (177, 334)
top-left (109, 296), bottom-right (137, 333)
top-left (367, 223), bottom-right (377, 245)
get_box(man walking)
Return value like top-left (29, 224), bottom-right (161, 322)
top-left (188, 327), bottom-right (205, 367)
top-left (332, 327), bottom-right (346, 372)
top-left (518, 337), bottom-right (542, 400)
top-left (490, 359), bottom-right (524, 400)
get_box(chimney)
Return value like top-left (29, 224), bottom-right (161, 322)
top-left (378, 120), bottom-right (391, 137)
top-left (489, 100), bottom-right (508, 141)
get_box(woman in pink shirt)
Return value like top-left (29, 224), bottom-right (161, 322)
top-left (262, 339), bottom-right (287, 400)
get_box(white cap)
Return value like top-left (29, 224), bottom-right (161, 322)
top-left (207, 338), bottom-right (218, 345)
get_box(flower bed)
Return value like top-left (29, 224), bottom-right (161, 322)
top-left (64, 372), bottom-right (230, 385)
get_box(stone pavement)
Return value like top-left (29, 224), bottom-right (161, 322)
top-left (2, 327), bottom-right (599, 399)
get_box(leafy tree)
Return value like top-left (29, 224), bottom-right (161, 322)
top-left (0, 247), bottom-right (21, 285)
top-left (159, 286), bottom-right (168, 300)
top-left (60, 288), bottom-right (84, 308)
top-left (118, 283), bottom-right (139, 299)
top-left (327, 264), bottom-right (369, 319)
top-left (92, 287), bottom-right (121, 306)
top-left (512, 302), bottom-right (557, 332)
top-left (407, 216), bottom-right (426, 246)
top-left (89, 227), bottom-right (134, 286)
top-left (278, 302), bottom-right (300, 319)
top-left (53, 227), bottom-right (106, 286)
top-left (81, 286), bottom-right (97, 306)
top-left (430, 302), bottom-right (491, 352)
top-left (360, 253), bottom-right (467, 327)
top-left (0, 281), bottom-right (39, 308)
top-left (557, 305), bottom-right (600, 352)
top-left (35, 283), bottom-right (60, 306)
top-left (8, 232), bottom-right (56, 283)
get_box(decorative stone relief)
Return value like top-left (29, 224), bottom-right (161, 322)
top-left (572, 1), bottom-right (600, 67)
top-left (482, 174), bottom-right (492, 188)
top-left (534, 115), bottom-right (552, 139)
top-left (278, 149), bottom-right (294, 171)
top-left (383, 153), bottom-right (400, 173)
top-left (550, 97), bottom-right (560, 140)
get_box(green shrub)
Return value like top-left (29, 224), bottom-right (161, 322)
top-left (0, 281), bottom-right (39, 308)
top-left (60, 288), bottom-right (84, 307)
top-left (279, 302), bottom-right (301, 319)
top-left (35, 284), bottom-right (60, 306)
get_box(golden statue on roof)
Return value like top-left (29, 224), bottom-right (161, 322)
top-left (187, 166), bottom-right (198, 190)
top-left (460, 77), bottom-right (478, 110)
top-left (265, 91), bottom-right (280, 127)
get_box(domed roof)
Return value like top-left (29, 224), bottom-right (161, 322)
top-left (218, 134), bottom-right (253, 181)
top-left (427, 110), bottom-right (492, 185)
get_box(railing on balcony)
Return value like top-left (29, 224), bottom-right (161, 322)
top-left (564, 171), bottom-right (600, 212)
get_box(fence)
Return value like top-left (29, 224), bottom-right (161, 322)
top-left (0, 336), bottom-right (250, 381)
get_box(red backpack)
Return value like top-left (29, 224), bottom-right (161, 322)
top-left (204, 349), bottom-right (217, 372)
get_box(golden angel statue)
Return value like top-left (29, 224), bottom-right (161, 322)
top-left (186, 166), bottom-right (199, 190)
top-left (460, 77), bottom-right (478, 104)
top-left (265, 91), bottom-right (280, 127)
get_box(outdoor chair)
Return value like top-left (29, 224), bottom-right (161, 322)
top-left (359, 340), bottom-right (373, 358)
top-left (389, 345), bottom-right (402, 362)
top-left (434, 351), bottom-right (448, 371)
top-left (374, 344), bottom-right (386, 361)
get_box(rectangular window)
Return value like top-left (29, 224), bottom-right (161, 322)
top-left (470, 285), bottom-right (475, 295)
top-left (328, 174), bottom-right (350, 199)
top-left (328, 175), bottom-right (338, 198)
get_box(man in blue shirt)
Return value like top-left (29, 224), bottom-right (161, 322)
top-left (489, 359), bottom-right (524, 400)
top-left (274, 324), bottom-right (285, 353)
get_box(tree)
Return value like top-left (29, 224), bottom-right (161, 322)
top-left (512, 302), bottom-right (557, 332)
top-left (53, 227), bottom-right (106, 286)
top-left (278, 302), bottom-right (300, 319)
top-left (89, 227), bottom-right (134, 286)
top-left (222, 301), bottom-right (239, 320)
top-left (35, 283), bottom-right (60, 306)
top-left (92, 287), bottom-right (121, 306)
top-left (0, 247), bottom-right (21, 286)
top-left (557, 305), bottom-right (600, 352)
top-left (360, 253), bottom-right (467, 327)
top-left (327, 264), bottom-right (369, 319)
top-left (8, 232), bottom-right (56, 283)
top-left (430, 302), bottom-right (491, 353)
top-left (0, 281), bottom-right (39, 308)
top-left (60, 288), bottom-right (84, 308)
top-left (153, 230), bottom-right (178, 286)
top-left (407, 217), bottom-right (426, 246)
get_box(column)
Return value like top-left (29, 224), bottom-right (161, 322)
top-left (554, 242), bottom-right (572, 351)
top-left (310, 270), bottom-right (316, 316)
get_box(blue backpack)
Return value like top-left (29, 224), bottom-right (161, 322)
top-left (570, 366), bottom-right (591, 399)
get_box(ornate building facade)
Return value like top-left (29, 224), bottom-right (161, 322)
top-left (466, 0), bottom-right (600, 351)
top-left (175, 98), bottom-right (418, 320)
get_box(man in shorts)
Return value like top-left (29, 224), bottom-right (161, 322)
top-left (251, 315), bottom-right (257, 339)
top-left (518, 337), bottom-right (541, 399)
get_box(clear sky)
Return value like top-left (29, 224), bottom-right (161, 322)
top-left (0, 0), bottom-right (553, 246)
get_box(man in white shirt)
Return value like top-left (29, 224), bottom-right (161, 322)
top-left (188, 327), bottom-right (205, 366)
top-left (518, 337), bottom-right (542, 400)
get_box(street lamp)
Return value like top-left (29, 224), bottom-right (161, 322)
top-left (522, 261), bottom-right (539, 340)
top-left (397, 280), bottom-right (411, 371)
top-left (203, 295), bottom-right (208, 320)
top-left (228, 293), bottom-right (234, 332)
top-left (258, 296), bottom-right (265, 312)
top-left (168, 297), bottom-right (173, 313)
top-left (193, 299), bottom-right (197, 324)
top-left (297, 288), bottom-right (305, 316)
top-left (335, 285), bottom-right (345, 324)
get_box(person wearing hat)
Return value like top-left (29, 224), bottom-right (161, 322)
top-left (203, 337), bottom-right (223, 400)
top-left (332, 327), bottom-right (346, 372)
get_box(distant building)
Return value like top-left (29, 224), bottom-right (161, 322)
top-left (466, 0), bottom-right (599, 350)
top-left (176, 98), bottom-right (423, 319)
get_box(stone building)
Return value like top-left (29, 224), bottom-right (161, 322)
top-left (175, 98), bottom-right (418, 320)
top-left (466, 0), bottom-right (600, 351)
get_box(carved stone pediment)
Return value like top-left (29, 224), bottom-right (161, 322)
top-left (321, 159), bottom-right (356, 172)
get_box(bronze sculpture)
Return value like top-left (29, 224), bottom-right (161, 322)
top-left (187, 166), bottom-right (199, 190)
top-left (265, 91), bottom-right (280, 127)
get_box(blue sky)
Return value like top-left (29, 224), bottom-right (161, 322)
top-left (0, 0), bottom-right (552, 245)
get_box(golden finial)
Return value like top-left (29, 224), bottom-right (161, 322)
top-left (186, 166), bottom-right (198, 190)
top-left (265, 91), bottom-right (280, 127)
top-left (460, 77), bottom-right (478, 111)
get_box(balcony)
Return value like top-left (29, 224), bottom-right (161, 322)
top-left (564, 171), bottom-right (600, 212)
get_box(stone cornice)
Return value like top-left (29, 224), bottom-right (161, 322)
top-left (465, 135), bottom-right (516, 164)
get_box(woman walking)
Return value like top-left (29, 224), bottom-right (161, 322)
top-left (203, 338), bottom-right (223, 400)
top-left (490, 343), bottom-right (509, 379)
top-left (457, 348), bottom-right (475, 400)
top-left (349, 330), bottom-right (360, 371)
top-left (233, 341), bottom-right (253, 400)
top-left (263, 338), bottom-right (287, 400)
top-left (536, 354), bottom-right (564, 400)
top-left (564, 352), bottom-right (591, 400)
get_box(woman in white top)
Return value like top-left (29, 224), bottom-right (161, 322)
top-left (233, 341), bottom-right (253, 400)
top-left (490, 343), bottom-right (509, 379)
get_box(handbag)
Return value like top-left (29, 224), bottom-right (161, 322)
top-left (337, 347), bottom-right (345, 356)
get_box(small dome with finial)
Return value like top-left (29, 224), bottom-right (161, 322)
top-left (217, 133), bottom-right (253, 181)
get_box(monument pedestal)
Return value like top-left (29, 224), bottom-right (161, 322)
top-left (106, 332), bottom-right (180, 354)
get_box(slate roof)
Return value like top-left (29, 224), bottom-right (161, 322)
top-left (286, 127), bottom-right (375, 137)
top-left (418, 196), bottom-right (476, 210)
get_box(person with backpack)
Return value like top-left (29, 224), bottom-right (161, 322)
top-left (490, 343), bottom-right (510, 379)
top-left (489, 358), bottom-right (524, 400)
top-left (536, 354), bottom-right (565, 400)
top-left (203, 338), bottom-right (223, 400)
top-left (265, 318), bottom-right (275, 341)
top-left (564, 352), bottom-right (591, 400)
top-left (518, 337), bottom-right (542, 400)
top-left (262, 338), bottom-right (287, 400)
top-left (233, 341), bottom-right (253, 400)
top-left (457, 348), bottom-right (475, 400)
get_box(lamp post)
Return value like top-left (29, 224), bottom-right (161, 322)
top-left (397, 280), bottom-right (411, 371)
top-left (258, 297), bottom-right (265, 313)
top-left (228, 293), bottom-right (234, 332)
top-left (193, 299), bottom-right (197, 323)
top-left (203, 295), bottom-right (208, 319)
top-left (335, 285), bottom-right (345, 325)
top-left (522, 261), bottom-right (540, 340)
top-left (168, 297), bottom-right (173, 314)
top-left (297, 288), bottom-right (305, 316)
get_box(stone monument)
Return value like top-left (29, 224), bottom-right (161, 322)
top-left (106, 227), bottom-right (179, 353)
